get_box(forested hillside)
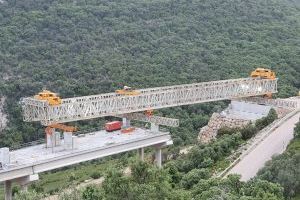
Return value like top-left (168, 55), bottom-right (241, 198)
top-left (0, 0), bottom-right (300, 146)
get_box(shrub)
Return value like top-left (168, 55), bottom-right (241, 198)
top-left (181, 168), bottom-right (210, 189)
top-left (240, 124), bottom-right (258, 140)
top-left (90, 171), bottom-right (102, 179)
top-left (68, 173), bottom-right (77, 182)
top-left (255, 108), bottom-right (278, 130)
top-left (217, 127), bottom-right (240, 136)
top-left (82, 185), bottom-right (103, 200)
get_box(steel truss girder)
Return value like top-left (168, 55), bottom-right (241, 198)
top-left (21, 78), bottom-right (277, 125)
top-left (116, 113), bottom-right (179, 127)
top-left (239, 97), bottom-right (299, 109)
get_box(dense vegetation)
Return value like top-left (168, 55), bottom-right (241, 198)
top-left (0, 0), bottom-right (300, 147)
top-left (57, 162), bottom-right (284, 200)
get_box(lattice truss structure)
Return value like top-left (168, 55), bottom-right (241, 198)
top-left (21, 78), bottom-right (278, 125)
top-left (116, 113), bottom-right (179, 127)
top-left (240, 97), bottom-right (299, 109)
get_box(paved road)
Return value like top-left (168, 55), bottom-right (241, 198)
top-left (227, 111), bottom-right (300, 181)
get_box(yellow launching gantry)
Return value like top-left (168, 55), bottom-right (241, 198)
top-left (250, 68), bottom-right (276, 80)
top-left (45, 123), bottom-right (78, 135)
top-left (115, 86), bottom-right (141, 96)
top-left (34, 90), bottom-right (62, 106)
top-left (34, 90), bottom-right (77, 138)
top-left (250, 68), bottom-right (276, 98)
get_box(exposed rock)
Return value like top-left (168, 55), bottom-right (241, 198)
top-left (198, 113), bottom-right (250, 144)
top-left (198, 101), bottom-right (287, 144)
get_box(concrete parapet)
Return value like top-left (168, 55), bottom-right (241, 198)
top-left (0, 148), bottom-right (10, 170)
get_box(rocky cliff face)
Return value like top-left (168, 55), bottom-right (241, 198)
top-left (0, 97), bottom-right (8, 133)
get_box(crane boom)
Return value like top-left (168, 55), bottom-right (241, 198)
top-left (21, 78), bottom-right (277, 125)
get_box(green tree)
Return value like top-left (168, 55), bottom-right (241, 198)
top-left (180, 168), bottom-right (210, 189)
top-left (240, 124), bottom-right (258, 140)
top-left (255, 108), bottom-right (278, 130)
top-left (242, 179), bottom-right (284, 200)
top-left (102, 169), bottom-right (131, 199)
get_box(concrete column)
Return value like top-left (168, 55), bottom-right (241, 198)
top-left (54, 132), bottom-right (61, 146)
top-left (46, 128), bottom-right (55, 148)
top-left (4, 180), bottom-right (12, 200)
top-left (0, 147), bottom-right (10, 170)
top-left (150, 123), bottom-right (159, 132)
top-left (64, 132), bottom-right (73, 150)
top-left (138, 148), bottom-right (144, 161)
top-left (128, 119), bottom-right (131, 127)
top-left (122, 118), bottom-right (131, 128)
top-left (155, 147), bottom-right (162, 168)
top-left (72, 136), bottom-right (78, 150)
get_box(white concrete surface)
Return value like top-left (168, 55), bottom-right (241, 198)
top-left (3, 128), bottom-right (165, 171)
top-left (0, 128), bottom-right (171, 183)
top-left (155, 148), bottom-right (162, 168)
top-left (227, 112), bottom-right (300, 181)
top-left (221, 101), bottom-right (271, 120)
top-left (138, 148), bottom-right (144, 161)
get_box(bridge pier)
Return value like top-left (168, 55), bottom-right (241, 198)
top-left (155, 147), bottom-right (162, 168)
top-left (150, 123), bottom-right (159, 132)
top-left (46, 128), bottom-right (55, 148)
top-left (122, 118), bottom-right (131, 128)
top-left (2, 174), bottom-right (39, 200)
top-left (4, 180), bottom-right (12, 200)
top-left (138, 148), bottom-right (144, 161)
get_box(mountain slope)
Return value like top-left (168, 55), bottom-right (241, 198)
top-left (0, 0), bottom-right (299, 145)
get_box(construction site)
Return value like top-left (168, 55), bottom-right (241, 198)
top-left (0, 68), bottom-right (300, 200)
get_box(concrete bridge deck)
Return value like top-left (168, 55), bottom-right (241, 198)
top-left (0, 128), bottom-right (172, 183)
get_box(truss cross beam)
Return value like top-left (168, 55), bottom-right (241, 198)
top-left (117, 113), bottom-right (179, 127)
top-left (238, 97), bottom-right (299, 109)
